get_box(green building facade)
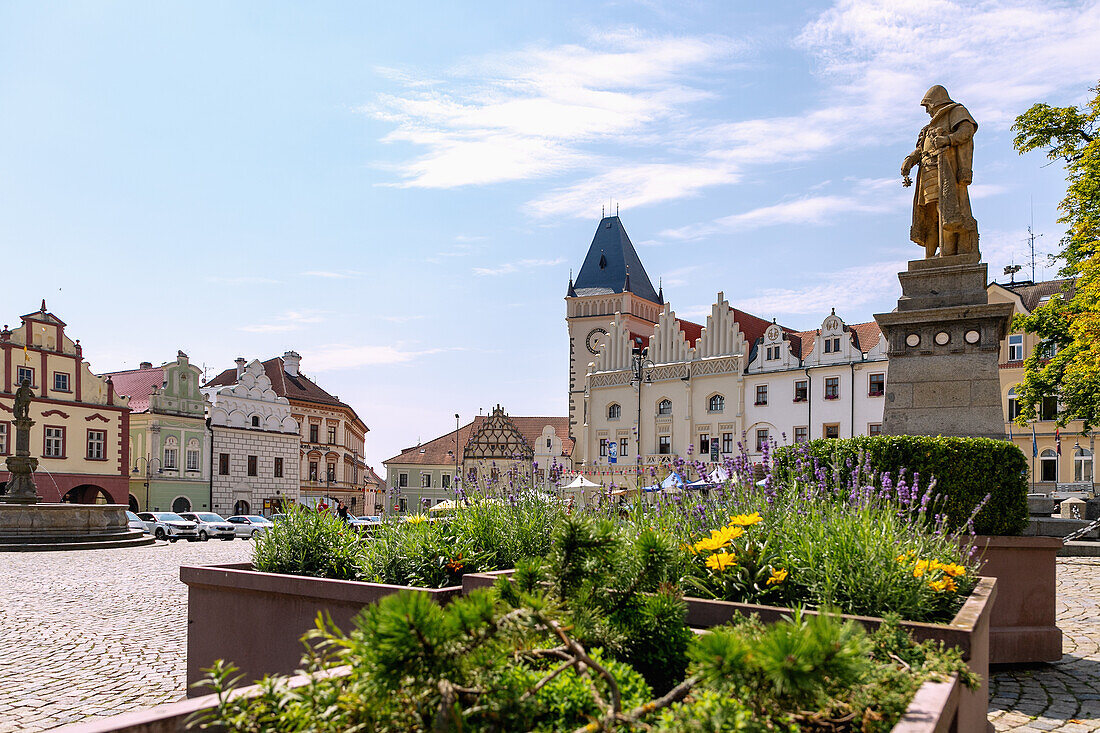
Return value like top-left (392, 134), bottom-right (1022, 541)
top-left (106, 352), bottom-right (211, 513)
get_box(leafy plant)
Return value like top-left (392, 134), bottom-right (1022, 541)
top-left (251, 506), bottom-right (364, 580)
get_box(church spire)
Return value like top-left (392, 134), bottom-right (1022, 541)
top-left (571, 215), bottom-right (660, 304)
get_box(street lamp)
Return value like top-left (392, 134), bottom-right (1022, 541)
top-left (629, 352), bottom-right (654, 489)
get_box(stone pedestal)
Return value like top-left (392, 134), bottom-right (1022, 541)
top-left (2, 416), bottom-right (41, 503)
top-left (874, 253), bottom-right (1014, 439)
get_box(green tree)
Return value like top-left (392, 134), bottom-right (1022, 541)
top-left (1011, 82), bottom-right (1100, 429)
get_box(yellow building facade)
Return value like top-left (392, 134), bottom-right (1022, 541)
top-left (0, 301), bottom-right (131, 504)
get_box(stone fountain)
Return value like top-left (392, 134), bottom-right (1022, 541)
top-left (0, 380), bottom-right (153, 551)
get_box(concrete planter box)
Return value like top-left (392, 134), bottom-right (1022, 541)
top-left (461, 571), bottom-right (994, 733)
top-left (971, 535), bottom-right (1062, 664)
top-left (181, 563), bottom-right (461, 694)
top-left (52, 662), bottom-right (962, 733)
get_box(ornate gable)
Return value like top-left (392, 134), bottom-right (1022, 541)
top-left (696, 292), bottom-right (743, 359)
top-left (463, 405), bottom-right (534, 460)
top-left (592, 314), bottom-right (633, 373)
top-left (648, 304), bottom-right (693, 364)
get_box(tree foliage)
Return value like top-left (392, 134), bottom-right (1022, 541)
top-left (1011, 82), bottom-right (1100, 429)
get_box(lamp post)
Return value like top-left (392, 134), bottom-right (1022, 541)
top-left (131, 456), bottom-right (162, 511)
top-left (454, 413), bottom-right (461, 501)
top-left (629, 353), bottom-right (654, 490)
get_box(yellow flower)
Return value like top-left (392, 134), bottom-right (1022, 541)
top-left (766, 568), bottom-right (788, 586)
top-left (692, 536), bottom-right (726, 553)
top-left (706, 551), bottom-right (737, 571)
top-left (939, 563), bottom-right (966, 578)
top-left (406, 514), bottom-right (428, 525)
top-left (711, 525), bottom-right (744, 545)
top-left (896, 552), bottom-right (915, 564)
top-left (729, 512), bottom-right (763, 527)
top-left (928, 577), bottom-right (957, 593)
top-left (912, 560), bottom-right (929, 578)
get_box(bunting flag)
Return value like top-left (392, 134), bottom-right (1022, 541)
top-left (1032, 427), bottom-right (1038, 458)
top-left (1055, 428), bottom-right (1062, 456)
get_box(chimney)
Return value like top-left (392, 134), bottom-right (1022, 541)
top-left (235, 357), bottom-right (246, 378)
top-left (283, 350), bottom-right (301, 377)
top-left (139, 361), bottom-right (152, 370)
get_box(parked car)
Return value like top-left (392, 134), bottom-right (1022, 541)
top-left (179, 512), bottom-right (237, 541)
top-left (349, 515), bottom-right (382, 527)
top-left (137, 512), bottom-right (199, 542)
top-left (271, 513), bottom-right (289, 523)
top-left (125, 511), bottom-right (148, 534)
top-left (226, 515), bottom-right (274, 539)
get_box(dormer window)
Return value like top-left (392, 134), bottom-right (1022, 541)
top-left (823, 337), bottom-right (842, 354)
top-left (766, 345), bottom-right (780, 360)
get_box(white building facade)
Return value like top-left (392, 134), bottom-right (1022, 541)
top-left (202, 359), bottom-right (300, 516)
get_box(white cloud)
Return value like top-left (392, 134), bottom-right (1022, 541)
top-left (473, 257), bottom-right (566, 277)
top-left (238, 310), bottom-right (326, 333)
top-left (306, 344), bottom-right (463, 370)
top-left (736, 260), bottom-right (907, 317)
top-left (366, 31), bottom-right (740, 190)
top-left (302, 270), bottom-right (361, 279)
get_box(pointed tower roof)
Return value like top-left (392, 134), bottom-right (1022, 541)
top-left (572, 216), bottom-right (660, 303)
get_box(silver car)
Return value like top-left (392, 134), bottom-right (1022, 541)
top-left (137, 512), bottom-right (199, 542)
top-left (226, 514), bottom-right (274, 539)
top-left (125, 511), bottom-right (148, 534)
top-left (179, 512), bottom-right (236, 541)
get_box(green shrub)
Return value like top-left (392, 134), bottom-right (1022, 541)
top-left (251, 507), bottom-right (364, 580)
top-left (775, 435), bottom-right (1029, 536)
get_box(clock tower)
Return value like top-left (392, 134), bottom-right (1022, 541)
top-left (565, 215), bottom-right (663, 459)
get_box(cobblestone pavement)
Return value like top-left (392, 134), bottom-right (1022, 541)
top-left (0, 539), bottom-right (250, 732)
top-left (990, 558), bottom-right (1100, 732)
top-left (0, 546), bottom-right (1096, 731)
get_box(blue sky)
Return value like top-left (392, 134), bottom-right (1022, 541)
top-left (2, 1), bottom-right (1098, 472)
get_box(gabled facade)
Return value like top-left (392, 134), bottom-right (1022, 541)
top-left (383, 409), bottom-right (573, 514)
top-left (0, 301), bottom-right (130, 504)
top-left (202, 359), bottom-right (300, 516)
top-left (204, 351), bottom-right (371, 513)
top-left (105, 351), bottom-right (211, 513)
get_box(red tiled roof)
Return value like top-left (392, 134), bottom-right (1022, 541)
top-left (849, 322), bottom-right (884, 352)
top-left (732, 308), bottom-right (782, 348)
top-left (677, 319), bottom-right (703, 347)
top-left (790, 330), bottom-right (816, 359)
top-left (102, 366), bottom-right (164, 414)
top-left (384, 415), bottom-right (573, 467)
top-left (205, 356), bottom-right (365, 430)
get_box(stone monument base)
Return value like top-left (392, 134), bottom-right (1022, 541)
top-left (0, 503), bottom-right (154, 552)
top-left (875, 255), bottom-right (1014, 440)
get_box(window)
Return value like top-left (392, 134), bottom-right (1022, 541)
top-left (721, 432), bottom-right (733, 454)
top-left (309, 424), bottom-right (319, 443)
top-left (219, 453), bottom-right (230, 475)
top-left (823, 337), bottom-right (841, 353)
top-left (421, 472), bottom-right (431, 488)
top-left (794, 426), bottom-right (808, 444)
top-left (869, 423), bottom-right (883, 436)
top-left (398, 497), bottom-right (408, 513)
top-left (327, 463), bottom-right (336, 482)
top-left (824, 377), bottom-right (840, 400)
top-left (1037, 341), bottom-right (1057, 360)
top-left (619, 438), bottom-right (629, 457)
top-left (599, 438), bottom-right (608, 457)
top-left (755, 429), bottom-right (768, 452)
top-left (186, 447), bottom-right (200, 471)
top-left (274, 457), bottom-right (284, 478)
top-left (1040, 449), bottom-right (1057, 482)
top-left (1075, 448), bottom-right (1093, 483)
top-left (708, 394), bottom-right (725, 412)
top-left (869, 373), bottom-right (885, 397)
top-left (53, 372), bottom-right (69, 392)
top-left (658, 435), bottom-right (671, 454)
top-left (16, 366), bottom-right (34, 386)
top-left (398, 472), bottom-right (408, 488)
top-left (608, 403), bottom-right (621, 420)
top-left (755, 385), bottom-right (768, 405)
top-left (1008, 334), bottom-right (1024, 361)
top-left (1007, 388), bottom-right (1022, 420)
top-left (250, 415), bottom-right (260, 427)
top-left (328, 426), bottom-right (337, 444)
top-left (794, 380), bottom-right (808, 402)
top-left (86, 430), bottom-right (105, 460)
top-left (1040, 395), bottom-right (1058, 421)
top-left (546, 438), bottom-right (552, 448)
top-left (0, 422), bottom-right (7, 455)
top-left (657, 399), bottom-right (672, 415)
top-left (309, 461), bottom-right (319, 481)
top-left (766, 345), bottom-right (780, 360)
top-left (44, 426), bottom-right (64, 458)
top-left (245, 455), bottom-right (257, 476)
top-left (163, 439), bottom-right (178, 470)
top-left (824, 423), bottom-right (840, 439)
top-left (442, 474), bottom-right (451, 489)
top-left (699, 433), bottom-right (710, 454)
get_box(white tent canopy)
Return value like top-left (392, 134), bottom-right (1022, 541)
top-left (563, 475), bottom-right (603, 490)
